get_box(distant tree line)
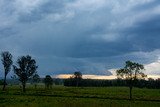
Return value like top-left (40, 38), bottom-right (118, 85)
top-left (64, 78), bottom-right (160, 89)
top-left (1, 76), bottom-right (160, 89)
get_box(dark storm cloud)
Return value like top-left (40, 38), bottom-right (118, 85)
top-left (132, 0), bottom-right (160, 11)
top-left (0, 0), bottom-right (160, 76)
top-left (68, 38), bottom-right (134, 58)
top-left (124, 15), bottom-right (160, 52)
top-left (18, 0), bottom-right (66, 23)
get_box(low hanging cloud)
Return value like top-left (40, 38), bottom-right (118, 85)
top-left (145, 60), bottom-right (160, 75)
top-left (0, 0), bottom-right (160, 77)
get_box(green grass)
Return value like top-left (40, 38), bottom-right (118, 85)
top-left (0, 85), bottom-right (160, 107)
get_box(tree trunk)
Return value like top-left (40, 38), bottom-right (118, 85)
top-left (46, 84), bottom-right (49, 89)
top-left (76, 81), bottom-right (79, 87)
top-left (35, 84), bottom-right (37, 89)
top-left (2, 74), bottom-right (7, 91)
top-left (129, 86), bottom-right (132, 100)
top-left (22, 82), bottom-right (26, 92)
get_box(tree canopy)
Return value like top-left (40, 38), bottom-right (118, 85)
top-left (13, 55), bottom-right (38, 92)
top-left (44, 75), bottom-right (53, 89)
top-left (32, 73), bottom-right (40, 83)
top-left (116, 61), bottom-right (146, 80)
top-left (72, 71), bottom-right (82, 87)
top-left (116, 61), bottom-right (146, 100)
top-left (1, 51), bottom-right (13, 91)
top-left (32, 73), bottom-right (40, 89)
top-left (73, 71), bottom-right (82, 79)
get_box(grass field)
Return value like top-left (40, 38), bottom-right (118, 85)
top-left (0, 85), bottom-right (160, 107)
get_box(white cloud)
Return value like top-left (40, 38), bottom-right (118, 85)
top-left (108, 69), bottom-right (117, 75)
top-left (145, 60), bottom-right (160, 75)
top-left (46, 11), bottom-right (75, 22)
top-left (66, 0), bottom-right (107, 12)
top-left (13, 0), bottom-right (48, 14)
top-left (107, 50), bottom-right (160, 76)
top-left (111, 0), bottom-right (154, 13)
top-left (108, 60), bottom-right (160, 78)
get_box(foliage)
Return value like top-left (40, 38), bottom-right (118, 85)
top-left (44, 75), bottom-right (53, 89)
top-left (69, 71), bottom-right (82, 87)
top-left (1, 51), bottom-right (13, 91)
top-left (64, 78), bottom-right (160, 89)
top-left (116, 61), bottom-right (146, 80)
top-left (73, 71), bottom-right (82, 79)
top-left (32, 74), bottom-right (40, 83)
top-left (116, 61), bottom-right (146, 100)
top-left (13, 55), bottom-right (38, 92)
top-left (32, 73), bottom-right (40, 89)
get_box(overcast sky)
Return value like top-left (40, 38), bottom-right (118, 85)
top-left (0, 0), bottom-right (160, 77)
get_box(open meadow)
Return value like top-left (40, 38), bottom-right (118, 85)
top-left (0, 85), bottom-right (160, 107)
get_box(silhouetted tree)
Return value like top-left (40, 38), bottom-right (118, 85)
top-left (116, 61), bottom-right (146, 100)
top-left (155, 78), bottom-right (160, 88)
top-left (1, 51), bottom-right (13, 91)
top-left (44, 75), bottom-right (53, 89)
top-left (64, 78), bottom-right (160, 89)
top-left (147, 78), bottom-right (155, 88)
top-left (73, 71), bottom-right (82, 87)
top-left (13, 55), bottom-right (38, 92)
top-left (32, 73), bottom-right (40, 89)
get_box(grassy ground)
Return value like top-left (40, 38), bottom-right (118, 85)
top-left (0, 85), bottom-right (160, 107)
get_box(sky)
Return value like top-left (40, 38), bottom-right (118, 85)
top-left (0, 0), bottom-right (160, 79)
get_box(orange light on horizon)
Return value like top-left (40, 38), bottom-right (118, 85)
top-left (55, 74), bottom-right (160, 80)
top-left (55, 74), bottom-right (117, 80)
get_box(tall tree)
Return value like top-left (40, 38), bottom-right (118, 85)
top-left (73, 71), bottom-right (82, 87)
top-left (13, 55), bottom-right (38, 92)
top-left (1, 51), bottom-right (13, 91)
top-left (116, 61), bottom-right (146, 100)
top-left (32, 73), bottom-right (40, 89)
top-left (44, 75), bottom-right (53, 89)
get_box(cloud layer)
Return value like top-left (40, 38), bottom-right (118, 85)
top-left (0, 0), bottom-right (160, 77)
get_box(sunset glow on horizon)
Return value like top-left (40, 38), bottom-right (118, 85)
top-left (55, 74), bottom-right (160, 80)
